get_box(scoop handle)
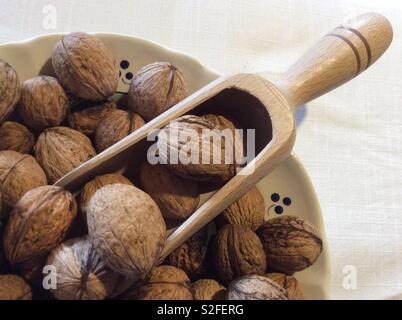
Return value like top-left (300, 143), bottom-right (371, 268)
top-left (275, 13), bottom-right (393, 109)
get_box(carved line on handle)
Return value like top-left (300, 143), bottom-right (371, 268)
top-left (336, 26), bottom-right (372, 68)
top-left (327, 33), bottom-right (361, 77)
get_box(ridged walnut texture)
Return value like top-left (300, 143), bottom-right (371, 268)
top-left (139, 162), bottom-right (199, 221)
top-left (35, 126), bottom-right (96, 183)
top-left (18, 76), bottom-right (68, 130)
top-left (87, 184), bottom-right (166, 279)
top-left (193, 279), bottom-right (227, 300)
top-left (52, 32), bottom-right (119, 101)
top-left (227, 275), bottom-right (288, 300)
top-left (0, 59), bottom-right (20, 125)
top-left (0, 275), bottom-right (32, 300)
top-left (3, 185), bottom-right (77, 264)
top-left (213, 224), bottom-right (267, 284)
top-left (0, 150), bottom-right (47, 209)
top-left (257, 216), bottom-right (323, 274)
top-left (128, 62), bottom-right (187, 121)
top-left (0, 121), bottom-right (34, 154)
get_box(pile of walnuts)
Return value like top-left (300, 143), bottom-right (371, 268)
top-left (0, 33), bottom-right (323, 300)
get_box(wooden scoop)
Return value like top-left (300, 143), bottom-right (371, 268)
top-left (56, 13), bottom-right (392, 260)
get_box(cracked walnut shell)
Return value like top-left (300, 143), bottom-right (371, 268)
top-left (35, 126), bottom-right (96, 183)
top-left (257, 216), bottom-right (322, 274)
top-left (128, 62), bottom-right (187, 121)
top-left (94, 109), bottom-right (145, 152)
top-left (80, 173), bottom-right (133, 220)
top-left (217, 186), bottom-right (265, 231)
top-left (128, 265), bottom-right (193, 300)
top-left (52, 32), bottom-right (119, 101)
top-left (0, 275), bottom-right (32, 300)
top-left (227, 275), bottom-right (287, 300)
top-left (0, 59), bottom-right (20, 125)
top-left (213, 224), bottom-right (266, 284)
top-left (3, 185), bottom-right (77, 264)
top-left (139, 162), bottom-right (199, 221)
top-left (67, 100), bottom-right (117, 136)
top-left (0, 121), bottom-right (34, 154)
top-left (87, 184), bottom-right (166, 278)
top-left (0, 150), bottom-right (47, 210)
top-left (47, 236), bottom-right (122, 300)
top-left (18, 76), bottom-right (68, 130)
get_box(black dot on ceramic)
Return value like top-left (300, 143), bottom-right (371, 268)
top-left (274, 206), bottom-right (284, 214)
top-left (125, 72), bottom-right (133, 80)
top-left (120, 60), bottom-right (129, 69)
top-left (283, 197), bottom-right (292, 206)
top-left (271, 193), bottom-right (280, 202)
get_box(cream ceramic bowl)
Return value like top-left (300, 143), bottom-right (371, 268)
top-left (0, 33), bottom-right (330, 299)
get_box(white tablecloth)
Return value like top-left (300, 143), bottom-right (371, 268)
top-left (1, 0), bottom-right (401, 300)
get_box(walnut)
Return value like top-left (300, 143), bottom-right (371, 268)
top-left (193, 279), bottom-right (227, 300)
top-left (0, 59), bottom-right (20, 125)
top-left (128, 265), bottom-right (193, 300)
top-left (217, 186), bottom-right (265, 231)
top-left (80, 173), bottom-right (133, 221)
top-left (213, 224), bottom-right (266, 284)
top-left (0, 150), bottom-right (47, 211)
top-left (47, 236), bottom-right (124, 300)
top-left (94, 109), bottom-right (145, 152)
top-left (128, 62), bottom-right (187, 121)
top-left (52, 32), bottom-right (119, 101)
top-left (168, 224), bottom-right (213, 278)
top-left (0, 121), bottom-right (34, 154)
top-left (67, 100), bottom-right (117, 136)
top-left (35, 126), bottom-right (96, 183)
top-left (18, 76), bottom-right (68, 130)
top-left (257, 216), bottom-right (323, 274)
top-left (265, 273), bottom-right (304, 300)
top-left (3, 185), bottom-right (77, 264)
top-left (227, 275), bottom-right (288, 300)
top-left (139, 162), bottom-right (199, 220)
top-left (87, 184), bottom-right (166, 278)
top-left (0, 275), bottom-right (32, 300)
top-left (157, 115), bottom-right (238, 182)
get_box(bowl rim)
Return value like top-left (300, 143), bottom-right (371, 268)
top-left (0, 32), bottom-right (331, 299)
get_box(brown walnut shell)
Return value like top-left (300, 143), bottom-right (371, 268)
top-left (0, 121), bottom-right (34, 154)
top-left (128, 62), bottom-right (187, 121)
top-left (157, 115), bottom-right (237, 182)
top-left (95, 109), bottom-right (145, 152)
top-left (0, 150), bottom-right (47, 210)
top-left (217, 186), bottom-right (265, 231)
top-left (47, 236), bottom-right (123, 300)
top-left (0, 275), bottom-right (32, 300)
top-left (35, 126), bottom-right (96, 183)
top-left (128, 265), bottom-right (193, 300)
top-left (265, 273), bottom-right (304, 300)
top-left (213, 224), bottom-right (266, 284)
top-left (18, 76), bottom-right (68, 130)
top-left (67, 100), bottom-right (117, 136)
top-left (168, 224), bottom-right (212, 278)
top-left (257, 216), bottom-right (323, 274)
top-left (87, 184), bottom-right (166, 278)
top-left (139, 162), bottom-right (199, 220)
top-left (227, 275), bottom-right (288, 300)
top-left (3, 185), bottom-right (77, 264)
top-left (52, 32), bottom-right (119, 101)
top-left (0, 59), bottom-right (20, 125)
top-left (18, 255), bottom-right (47, 285)
top-left (80, 173), bottom-right (133, 221)
top-left (193, 279), bottom-right (227, 300)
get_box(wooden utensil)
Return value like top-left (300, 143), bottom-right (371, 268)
top-left (56, 13), bottom-right (392, 260)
